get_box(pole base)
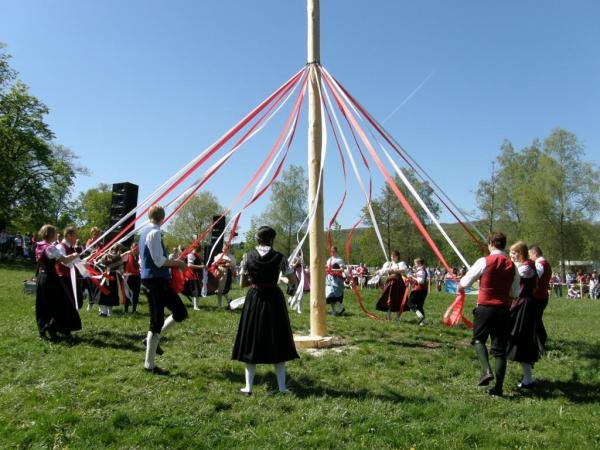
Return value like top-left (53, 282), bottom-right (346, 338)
top-left (294, 335), bottom-right (333, 349)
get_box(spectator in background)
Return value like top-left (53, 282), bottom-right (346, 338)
top-left (567, 284), bottom-right (579, 299)
top-left (552, 272), bottom-right (563, 298)
top-left (0, 230), bottom-right (8, 258)
top-left (589, 271), bottom-right (599, 300)
top-left (14, 234), bottom-right (23, 257)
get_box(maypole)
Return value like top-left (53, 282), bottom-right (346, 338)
top-left (307, 0), bottom-right (327, 338)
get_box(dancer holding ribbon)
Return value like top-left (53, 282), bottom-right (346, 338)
top-left (507, 241), bottom-right (542, 390)
top-left (459, 232), bottom-right (520, 397)
top-left (232, 226), bottom-right (299, 395)
top-left (35, 225), bottom-right (82, 341)
top-left (406, 257), bottom-right (428, 326)
top-left (56, 227), bottom-right (84, 310)
top-left (375, 250), bottom-right (407, 321)
top-left (140, 205), bottom-right (188, 375)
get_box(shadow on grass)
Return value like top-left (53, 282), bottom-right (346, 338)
top-left (218, 369), bottom-right (432, 403)
top-left (520, 379), bottom-right (600, 404)
top-left (70, 329), bottom-right (149, 353)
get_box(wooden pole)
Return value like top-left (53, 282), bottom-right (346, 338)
top-left (307, 0), bottom-right (326, 337)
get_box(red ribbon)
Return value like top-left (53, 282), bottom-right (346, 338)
top-left (442, 290), bottom-right (474, 328)
top-left (326, 71), bottom-right (487, 255)
top-left (89, 68), bottom-right (307, 263)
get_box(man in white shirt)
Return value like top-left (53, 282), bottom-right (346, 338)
top-left (140, 205), bottom-right (188, 375)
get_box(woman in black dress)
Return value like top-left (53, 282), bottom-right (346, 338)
top-left (507, 241), bottom-right (542, 389)
top-left (35, 224), bottom-right (82, 340)
top-left (232, 226), bottom-right (299, 395)
top-left (375, 251), bottom-right (407, 320)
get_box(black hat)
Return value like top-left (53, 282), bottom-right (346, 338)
top-left (256, 226), bottom-right (276, 244)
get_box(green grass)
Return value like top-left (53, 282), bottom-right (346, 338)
top-left (1, 261), bottom-right (599, 449)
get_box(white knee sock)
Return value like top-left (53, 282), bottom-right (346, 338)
top-left (107, 306), bottom-right (112, 316)
top-left (520, 362), bottom-right (533, 384)
top-left (193, 297), bottom-right (199, 310)
top-left (275, 362), bottom-right (288, 393)
top-left (144, 331), bottom-right (161, 369)
top-left (415, 310), bottom-right (424, 322)
top-left (241, 363), bottom-right (256, 393)
top-left (160, 315), bottom-right (176, 335)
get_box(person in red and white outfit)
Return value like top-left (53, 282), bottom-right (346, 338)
top-left (459, 232), bottom-right (520, 397)
top-left (407, 257), bottom-right (428, 326)
top-left (122, 242), bottom-right (141, 313)
top-left (507, 241), bottom-right (542, 390)
top-left (56, 227), bottom-right (84, 310)
top-left (529, 245), bottom-right (551, 347)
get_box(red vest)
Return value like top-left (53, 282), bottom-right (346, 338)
top-left (533, 258), bottom-right (551, 300)
top-left (477, 254), bottom-right (515, 309)
top-left (55, 243), bottom-right (75, 277)
top-left (125, 253), bottom-right (140, 276)
top-left (413, 266), bottom-right (428, 292)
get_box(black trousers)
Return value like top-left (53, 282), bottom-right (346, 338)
top-left (142, 278), bottom-right (188, 333)
top-left (126, 275), bottom-right (141, 311)
top-left (472, 305), bottom-right (510, 357)
top-left (407, 290), bottom-right (427, 314)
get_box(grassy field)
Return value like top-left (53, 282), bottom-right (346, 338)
top-left (0, 260), bottom-right (599, 449)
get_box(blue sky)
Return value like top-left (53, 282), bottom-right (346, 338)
top-left (2, 0), bottom-right (599, 237)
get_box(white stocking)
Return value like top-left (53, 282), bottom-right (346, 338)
top-left (275, 362), bottom-right (288, 393)
top-left (241, 363), bottom-right (256, 393)
top-left (144, 331), bottom-right (160, 369)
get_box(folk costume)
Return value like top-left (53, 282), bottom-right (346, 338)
top-left (460, 249), bottom-right (520, 396)
top-left (185, 251), bottom-right (204, 310)
top-left (532, 256), bottom-right (551, 347)
top-left (325, 264), bottom-right (345, 315)
top-left (507, 259), bottom-right (543, 388)
top-left (35, 242), bottom-right (82, 339)
top-left (407, 264), bottom-right (428, 326)
top-left (212, 251), bottom-right (237, 308)
top-left (123, 250), bottom-right (141, 313)
top-left (56, 239), bottom-right (83, 310)
top-left (375, 260), bottom-right (407, 319)
top-left (97, 251), bottom-right (122, 317)
top-left (141, 223), bottom-right (188, 374)
top-left (232, 226), bottom-right (299, 394)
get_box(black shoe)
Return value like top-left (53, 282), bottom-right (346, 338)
top-left (478, 371), bottom-right (494, 386)
top-left (144, 366), bottom-right (170, 375)
top-left (142, 338), bottom-right (164, 355)
top-left (517, 381), bottom-right (535, 390)
top-left (488, 386), bottom-right (503, 397)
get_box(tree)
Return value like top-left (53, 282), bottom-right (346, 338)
top-left (528, 128), bottom-right (600, 277)
top-left (261, 165), bottom-right (307, 256)
top-left (0, 43), bottom-right (87, 231)
top-left (363, 169), bottom-right (440, 262)
top-left (476, 128), bottom-right (600, 277)
top-left (166, 191), bottom-right (224, 246)
top-left (72, 184), bottom-right (113, 239)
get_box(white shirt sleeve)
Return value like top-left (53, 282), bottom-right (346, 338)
top-left (459, 257), bottom-right (487, 288)
top-left (146, 229), bottom-right (167, 268)
top-left (415, 268), bottom-right (427, 285)
top-left (535, 260), bottom-right (544, 279)
top-left (510, 269), bottom-right (520, 298)
top-left (187, 254), bottom-right (196, 265)
top-left (518, 262), bottom-right (536, 279)
top-left (45, 245), bottom-right (62, 260)
top-left (55, 243), bottom-right (67, 257)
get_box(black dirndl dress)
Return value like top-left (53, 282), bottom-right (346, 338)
top-left (232, 249), bottom-right (299, 364)
top-left (35, 245), bottom-right (82, 335)
top-left (375, 276), bottom-right (406, 312)
top-left (507, 261), bottom-right (543, 364)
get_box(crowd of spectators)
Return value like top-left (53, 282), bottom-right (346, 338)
top-left (0, 230), bottom-right (36, 260)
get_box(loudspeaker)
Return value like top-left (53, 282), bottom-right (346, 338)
top-left (204, 215), bottom-right (226, 264)
top-left (107, 182), bottom-right (139, 248)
